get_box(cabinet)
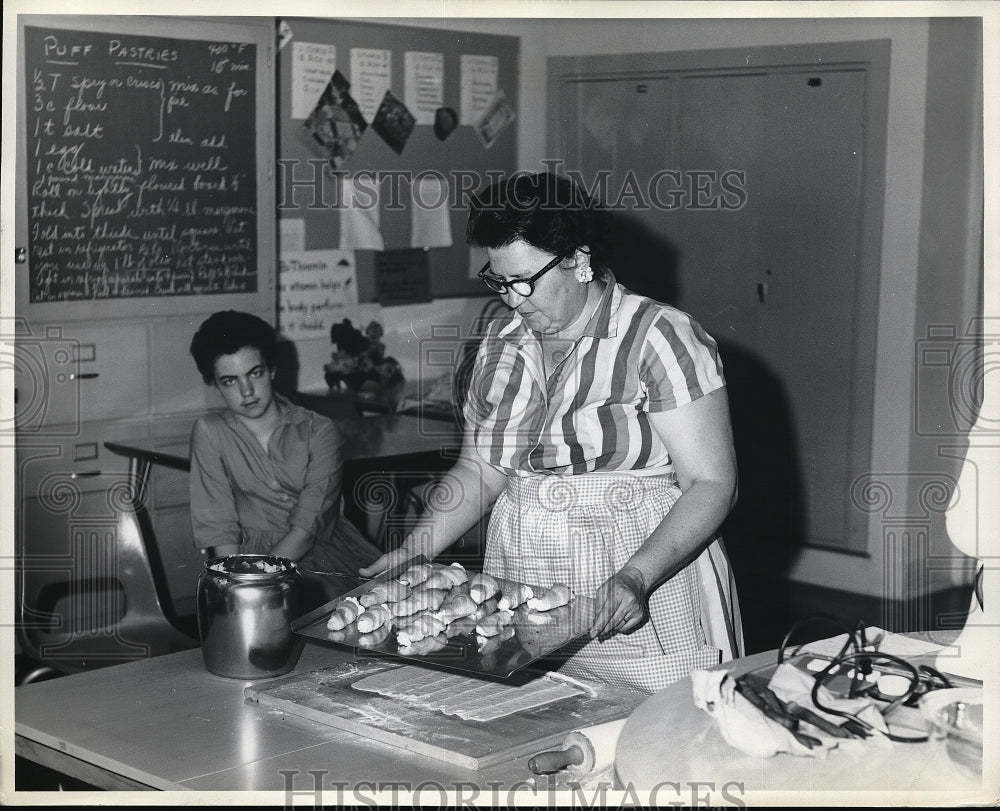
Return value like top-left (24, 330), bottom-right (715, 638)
top-left (17, 417), bottom-right (151, 502)
top-left (549, 41), bottom-right (889, 556)
top-left (13, 322), bottom-right (150, 432)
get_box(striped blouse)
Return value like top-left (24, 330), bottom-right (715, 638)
top-left (464, 273), bottom-right (725, 477)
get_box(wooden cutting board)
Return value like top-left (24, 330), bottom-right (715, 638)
top-left (245, 659), bottom-right (647, 769)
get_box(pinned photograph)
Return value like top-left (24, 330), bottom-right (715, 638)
top-left (302, 69), bottom-right (368, 170)
top-left (474, 89), bottom-right (516, 150)
top-left (371, 90), bottom-right (416, 155)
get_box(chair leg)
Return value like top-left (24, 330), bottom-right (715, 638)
top-left (113, 506), bottom-right (198, 651)
top-left (14, 655), bottom-right (63, 686)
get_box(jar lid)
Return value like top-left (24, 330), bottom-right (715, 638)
top-left (205, 554), bottom-right (297, 578)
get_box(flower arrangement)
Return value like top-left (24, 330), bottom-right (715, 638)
top-left (324, 319), bottom-right (404, 393)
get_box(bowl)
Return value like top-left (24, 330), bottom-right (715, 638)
top-left (919, 686), bottom-right (983, 778)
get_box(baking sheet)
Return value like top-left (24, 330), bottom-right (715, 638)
top-left (291, 565), bottom-right (595, 679)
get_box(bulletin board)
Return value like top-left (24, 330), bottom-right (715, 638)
top-left (276, 17), bottom-right (519, 306)
top-left (15, 15), bottom-right (276, 322)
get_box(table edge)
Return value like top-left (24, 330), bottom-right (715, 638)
top-left (15, 727), bottom-right (185, 791)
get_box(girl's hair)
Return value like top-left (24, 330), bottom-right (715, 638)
top-left (190, 310), bottom-right (278, 385)
top-left (466, 171), bottom-right (611, 270)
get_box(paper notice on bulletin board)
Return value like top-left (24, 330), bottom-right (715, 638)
top-left (374, 248), bottom-right (432, 306)
top-left (339, 176), bottom-right (384, 251)
top-left (291, 42), bottom-right (338, 119)
top-left (351, 48), bottom-right (392, 123)
top-left (280, 218), bottom-right (306, 252)
top-left (411, 174), bottom-right (452, 248)
top-left (279, 249), bottom-right (359, 339)
top-left (460, 54), bottom-right (499, 126)
top-left (405, 51), bottom-right (444, 125)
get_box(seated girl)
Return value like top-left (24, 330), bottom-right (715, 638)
top-left (188, 310), bottom-right (380, 597)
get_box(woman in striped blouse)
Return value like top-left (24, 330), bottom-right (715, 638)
top-left (362, 172), bottom-right (743, 692)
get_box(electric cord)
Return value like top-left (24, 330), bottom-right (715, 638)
top-left (775, 617), bottom-right (947, 743)
top-left (809, 651), bottom-right (929, 743)
top-left (776, 612), bottom-right (855, 664)
top-left (918, 664), bottom-right (953, 690)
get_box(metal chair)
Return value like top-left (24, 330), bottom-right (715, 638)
top-left (16, 473), bottom-right (198, 682)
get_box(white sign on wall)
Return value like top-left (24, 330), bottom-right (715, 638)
top-left (279, 249), bottom-right (359, 339)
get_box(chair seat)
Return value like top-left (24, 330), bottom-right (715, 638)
top-left (18, 502), bottom-right (199, 678)
top-left (19, 625), bottom-right (197, 675)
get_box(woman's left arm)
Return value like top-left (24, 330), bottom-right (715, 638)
top-left (270, 419), bottom-right (342, 563)
top-left (590, 387), bottom-right (737, 639)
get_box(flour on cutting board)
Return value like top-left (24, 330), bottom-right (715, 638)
top-left (351, 665), bottom-right (585, 722)
top-left (246, 661), bottom-right (648, 770)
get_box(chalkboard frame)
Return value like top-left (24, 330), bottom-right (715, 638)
top-left (14, 14), bottom-right (276, 322)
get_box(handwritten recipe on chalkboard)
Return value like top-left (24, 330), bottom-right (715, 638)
top-left (24, 27), bottom-right (257, 302)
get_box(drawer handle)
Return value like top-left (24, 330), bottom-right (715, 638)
top-left (70, 470), bottom-right (102, 478)
top-left (70, 372), bottom-right (100, 380)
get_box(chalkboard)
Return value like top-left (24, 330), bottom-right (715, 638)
top-left (18, 17), bottom-right (273, 310)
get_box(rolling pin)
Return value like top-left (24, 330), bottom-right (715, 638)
top-left (528, 719), bottom-right (628, 777)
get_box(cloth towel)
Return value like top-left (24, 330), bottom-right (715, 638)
top-left (692, 663), bottom-right (888, 759)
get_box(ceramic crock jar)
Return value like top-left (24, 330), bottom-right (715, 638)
top-left (197, 554), bottom-right (305, 679)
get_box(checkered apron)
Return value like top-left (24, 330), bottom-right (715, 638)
top-left (484, 472), bottom-right (743, 693)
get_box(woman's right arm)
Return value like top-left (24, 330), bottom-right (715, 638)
top-left (189, 419), bottom-right (241, 557)
top-left (358, 437), bottom-right (508, 578)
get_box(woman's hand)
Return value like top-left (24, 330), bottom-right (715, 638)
top-left (358, 546), bottom-right (421, 580)
top-left (589, 565), bottom-right (649, 640)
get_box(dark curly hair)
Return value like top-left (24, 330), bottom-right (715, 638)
top-left (190, 310), bottom-right (278, 385)
top-left (466, 171), bottom-right (611, 271)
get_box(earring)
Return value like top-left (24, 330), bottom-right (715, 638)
top-left (574, 264), bottom-right (594, 284)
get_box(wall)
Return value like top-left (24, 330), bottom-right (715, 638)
top-left (540, 16), bottom-right (983, 598)
top-left (908, 18), bottom-right (984, 593)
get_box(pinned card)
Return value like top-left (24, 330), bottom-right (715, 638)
top-left (339, 176), bottom-right (384, 251)
top-left (460, 54), bottom-right (499, 126)
top-left (291, 42), bottom-right (338, 119)
top-left (411, 175), bottom-right (452, 249)
top-left (404, 51), bottom-right (444, 126)
top-left (375, 248), bottom-right (432, 306)
top-left (351, 48), bottom-right (392, 123)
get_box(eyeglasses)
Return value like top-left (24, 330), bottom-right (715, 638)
top-left (477, 253), bottom-right (567, 298)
